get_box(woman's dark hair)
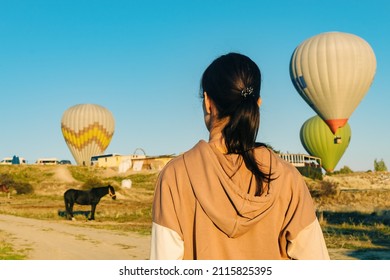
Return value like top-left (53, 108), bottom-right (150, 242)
top-left (200, 52), bottom-right (272, 196)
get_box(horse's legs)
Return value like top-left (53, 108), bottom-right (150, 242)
top-left (64, 198), bottom-right (74, 220)
top-left (64, 197), bottom-right (70, 219)
top-left (89, 203), bottom-right (97, 220)
top-left (68, 202), bottom-right (75, 219)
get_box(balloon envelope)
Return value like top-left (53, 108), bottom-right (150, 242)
top-left (290, 31), bottom-right (376, 134)
top-left (61, 104), bottom-right (115, 166)
top-left (300, 115), bottom-right (351, 172)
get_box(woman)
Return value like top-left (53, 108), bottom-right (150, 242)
top-left (150, 53), bottom-right (329, 260)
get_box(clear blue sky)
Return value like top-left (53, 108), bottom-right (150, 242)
top-left (1, 0), bottom-right (389, 171)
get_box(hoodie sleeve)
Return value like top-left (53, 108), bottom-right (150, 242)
top-left (150, 165), bottom-right (184, 260)
top-left (150, 222), bottom-right (184, 260)
top-left (287, 218), bottom-right (330, 260)
top-left (280, 170), bottom-right (330, 260)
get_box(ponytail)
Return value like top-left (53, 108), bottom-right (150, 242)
top-left (223, 95), bottom-right (272, 196)
top-left (201, 53), bottom-right (274, 196)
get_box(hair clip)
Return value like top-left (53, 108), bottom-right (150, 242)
top-left (241, 86), bottom-right (254, 98)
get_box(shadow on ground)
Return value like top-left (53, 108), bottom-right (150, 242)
top-left (322, 211), bottom-right (390, 260)
top-left (57, 210), bottom-right (91, 219)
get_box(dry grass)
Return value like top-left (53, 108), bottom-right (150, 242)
top-left (0, 165), bottom-right (157, 235)
top-left (305, 172), bottom-right (390, 259)
top-left (0, 230), bottom-right (28, 260)
top-left (1, 165), bottom-right (390, 259)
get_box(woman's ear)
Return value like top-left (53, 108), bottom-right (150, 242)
top-left (204, 92), bottom-right (212, 114)
top-left (257, 97), bottom-right (262, 107)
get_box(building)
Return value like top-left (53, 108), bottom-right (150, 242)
top-left (0, 156), bottom-right (26, 165)
top-left (132, 155), bottom-right (175, 171)
top-left (278, 153), bottom-right (322, 168)
top-left (278, 153), bottom-right (323, 179)
top-left (91, 153), bottom-right (132, 167)
top-left (35, 158), bottom-right (59, 165)
top-left (91, 152), bottom-right (175, 171)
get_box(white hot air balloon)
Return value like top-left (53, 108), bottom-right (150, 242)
top-left (61, 104), bottom-right (115, 166)
top-left (290, 31), bottom-right (376, 134)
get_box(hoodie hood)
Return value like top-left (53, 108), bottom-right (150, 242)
top-left (183, 140), bottom-right (281, 238)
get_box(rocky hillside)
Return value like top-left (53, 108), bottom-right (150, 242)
top-left (305, 171), bottom-right (390, 213)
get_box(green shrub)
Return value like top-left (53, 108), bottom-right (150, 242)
top-left (333, 165), bottom-right (353, 175)
top-left (0, 174), bottom-right (13, 185)
top-left (374, 159), bottom-right (387, 172)
top-left (0, 173), bottom-right (34, 195)
top-left (13, 182), bottom-right (34, 195)
top-left (310, 180), bottom-right (339, 198)
top-left (320, 180), bottom-right (340, 197)
top-left (297, 165), bottom-right (323, 180)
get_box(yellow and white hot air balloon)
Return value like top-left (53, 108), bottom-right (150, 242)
top-left (61, 104), bottom-right (115, 166)
top-left (290, 31), bottom-right (376, 134)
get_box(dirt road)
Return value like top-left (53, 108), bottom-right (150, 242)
top-left (0, 214), bottom-right (151, 260)
top-left (1, 214), bottom-right (376, 260)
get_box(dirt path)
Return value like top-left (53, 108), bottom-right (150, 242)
top-left (54, 165), bottom-right (78, 183)
top-left (1, 214), bottom-right (382, 260)
top-left (0, 214), bottom-right (150, 260)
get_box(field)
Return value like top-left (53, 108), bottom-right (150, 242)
top-left (1, 164), bottom-right (390, 260)
top-left (304, 172), bottom-right (390, 259)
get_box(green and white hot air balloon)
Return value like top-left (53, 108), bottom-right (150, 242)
top-left (300, 115), bottom-right (351, 173)
top-left (290, 31), bottom-right (376, 135)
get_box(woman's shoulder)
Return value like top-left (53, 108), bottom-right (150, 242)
top-left (159, 153), bottom-right (185, 174)
top-left (159, 140), bottom-right (207, 173)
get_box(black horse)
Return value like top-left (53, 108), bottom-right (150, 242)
top-left (63, 185), bottom-right (116, 220)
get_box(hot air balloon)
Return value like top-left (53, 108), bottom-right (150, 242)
top-left (61, 104), bottom-right (115, 166)
top-left (290, 31), bottom-right (376, 134)
top-left (300, 115), bottom-right (351, 173)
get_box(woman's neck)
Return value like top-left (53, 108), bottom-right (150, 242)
top-left (208, 119), bottom-right (228, 154)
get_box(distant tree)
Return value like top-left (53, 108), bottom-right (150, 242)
top-left (374, 159), bottom-right (387, 172)
top-left (338, 165), bottom-right (353, 174)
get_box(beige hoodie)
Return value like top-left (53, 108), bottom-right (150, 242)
top-left (151, 140), bottom-right (329, 260)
